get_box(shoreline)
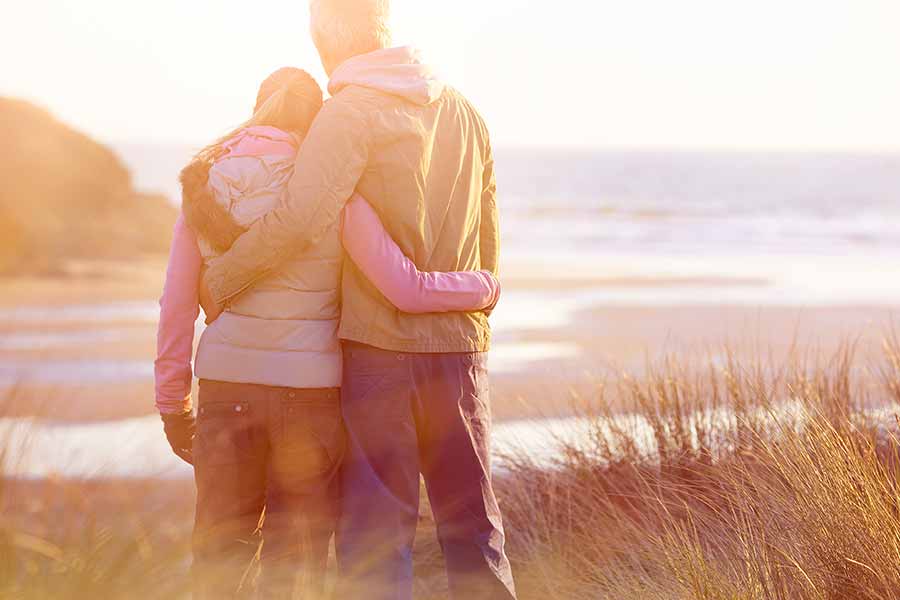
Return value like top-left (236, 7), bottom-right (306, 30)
top-left (2, 303), bottom-right (896, 423)
top-left (1, 259), bottom-right (897, 422)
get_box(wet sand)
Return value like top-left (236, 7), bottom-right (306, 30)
top-left (1, 259), bottom-right (897, 422)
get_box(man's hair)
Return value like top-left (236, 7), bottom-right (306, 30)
top-left (309, 0), bottom-right (392, 67)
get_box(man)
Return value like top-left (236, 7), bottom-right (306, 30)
top-left (201, 1), bottom-right (516, 597)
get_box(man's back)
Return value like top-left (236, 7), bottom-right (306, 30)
top-left (336, 83), bottom-right (497, 353)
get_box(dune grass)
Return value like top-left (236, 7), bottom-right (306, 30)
top-left (3, 337), bottom-right (900, 599)
top-left (500, 338), bottom-right (900, 599)
top-left (0, 477), bottom-right (194, 599)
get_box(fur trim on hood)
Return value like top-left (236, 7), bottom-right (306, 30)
top-left (180, 160), bottom-right (246, 254)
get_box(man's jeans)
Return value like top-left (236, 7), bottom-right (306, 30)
top-left (336, 342), bottom-right (517, 600)
top-left (192, 380), bottom-right (345, 599)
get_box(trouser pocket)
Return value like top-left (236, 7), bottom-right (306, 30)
top-left (271, 388), bottom-right (345, 495)
top-left (195, 380), bottom-right (261, 468)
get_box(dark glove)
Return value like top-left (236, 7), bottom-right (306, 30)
top-left (161, 410), bottom-right (196, 465)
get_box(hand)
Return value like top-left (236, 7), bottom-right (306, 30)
top-left (161, 410), bottom-right (196, 465)
top-left (198, 272), bottom-right (224, 325)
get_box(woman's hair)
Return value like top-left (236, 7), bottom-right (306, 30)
top-left (180, 68), bottom-right (324, 252)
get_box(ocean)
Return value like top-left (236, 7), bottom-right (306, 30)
top-left (117, 143), bottom-right (900, 257)
top-left (116, 143), bottom-right (900, 305)
top-left (495, 149), bottom-right (900, 255)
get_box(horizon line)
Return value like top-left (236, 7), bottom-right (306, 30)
top-left (105, 136), bottom-right (900, 156)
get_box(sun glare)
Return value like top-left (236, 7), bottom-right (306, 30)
top-left (1, 0), bottom-right (897, 149)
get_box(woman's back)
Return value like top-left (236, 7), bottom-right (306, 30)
top-left (190, 125), bottom-right (343, 389)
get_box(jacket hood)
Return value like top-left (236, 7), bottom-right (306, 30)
top-left (328, 46), bottom-right (445, 106)
top-left (181, 126), bottom-right (297, 254)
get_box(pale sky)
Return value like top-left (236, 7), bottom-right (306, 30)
top-left (3, 0), bottom-right (899, 150)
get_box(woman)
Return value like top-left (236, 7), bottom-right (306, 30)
top-left (154, 67), bottom-right (499, 599)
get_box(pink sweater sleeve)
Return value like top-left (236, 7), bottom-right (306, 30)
top-left (155, 215), bottom-right (202, 414)
top-left (341, 194), bottom-right (501, 314)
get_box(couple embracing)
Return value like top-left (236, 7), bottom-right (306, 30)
top-left (153, 1), bottom-right (516, 598)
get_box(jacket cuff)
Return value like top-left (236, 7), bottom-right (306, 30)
top-left (481, 271), bottom-right (501, 314)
